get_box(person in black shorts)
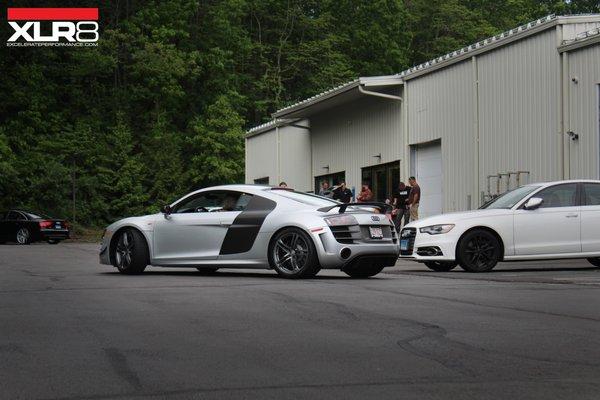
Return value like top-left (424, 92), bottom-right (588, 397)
top-left (393, 181), bottom-right (411, 231)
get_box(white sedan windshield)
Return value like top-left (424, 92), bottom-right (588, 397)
top-left (480, 185), bottom-right (541, 209)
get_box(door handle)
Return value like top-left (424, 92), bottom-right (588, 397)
top-left (565, 214), bottom-right (579, 218)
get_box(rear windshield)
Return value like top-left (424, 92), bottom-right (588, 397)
top-left (267, 190), bottom-right (339, 207)
top-left (22, 212), bottom-right (50, 219)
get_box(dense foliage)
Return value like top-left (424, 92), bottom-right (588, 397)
top-left (1, 0), bottom-right (597, 226)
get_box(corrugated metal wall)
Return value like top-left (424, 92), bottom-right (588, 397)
top-left (279, 125), bottom-right (312, 191)
top-left (405, 61), bottom-right (476, 212)
top-left (245, 120), bottom-right (311, 190)
top-left (477, 29), bottom-right (562, 188)
top-left (310, 94), bottom-right (403, 192)
top-left (245, 129), bottom-right (278, 184)
top-left (567, 43), bottom-right (600, 179)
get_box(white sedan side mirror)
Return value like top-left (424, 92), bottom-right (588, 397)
top-left (524, 197), bottom-right (543, 210)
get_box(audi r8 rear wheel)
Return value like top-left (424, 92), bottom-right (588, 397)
top-left (269, 228), bottom-right (320, 279)
top-left (16, 228), bottom-right (31, 245)
top-left (457, 229), bottom-right (501, 272)
top-left (587, 258), bottom-right (600, 267)
top-left (112, 229), bottom-right (148, 274)
top-left (424, 261), bottom-right (457, 272)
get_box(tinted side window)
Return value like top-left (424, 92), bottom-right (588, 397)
top-left (535, 184), bottom-right (578, 208)
top-left (583, 183), bottom-right (600, 206)
top-left (7, 211), bottom-right (24, 220)
top-left (174, 191), bottom-right (252, 213)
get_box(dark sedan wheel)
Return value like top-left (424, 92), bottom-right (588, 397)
top-left (16, 228), bottom-right (31, 245)
top-left (457, 229), bottom-right (501, 272)
top-left (112, 229), bottom-right (148, 274)
top-left (587, 258), bottom-right (600, 267)
top-left (269, 228), bottom-right (320, 279)
top-left (424, 261), bottom-right (457, 272)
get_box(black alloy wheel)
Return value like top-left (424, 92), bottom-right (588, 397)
top-left (112, 229), bottom-right (148, 274)
top-left (269, 228), bottom-right (320, 279)
top-left (457, 230), bottom-right (501, 272)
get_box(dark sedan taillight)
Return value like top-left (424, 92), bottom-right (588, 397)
top-left (39, 220), bottom-right (53, 229)
top-left (64, 221), bottom-right (70, 230)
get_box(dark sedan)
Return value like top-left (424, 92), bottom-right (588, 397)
top-left (0, 210), bottom-right (70, 245)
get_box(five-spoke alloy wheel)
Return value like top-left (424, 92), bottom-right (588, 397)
top-left (16, 228), bottom-right (31, 245)
top-left (269, 228), bottom-right (320, 278)
top-left (112, 229), bottom-right (149, 274)
top-left (457, 229), bottom-right (501, 272)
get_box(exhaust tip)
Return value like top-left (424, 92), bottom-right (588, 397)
top-left (340, 248), bottom-right (352, 260)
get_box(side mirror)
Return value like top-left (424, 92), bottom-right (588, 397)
top-left (524, 197), bottom-right (543, 210)
top-left (162, 204), bottom-right (172, 215)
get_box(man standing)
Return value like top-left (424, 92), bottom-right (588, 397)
top-left (393, 181), bottom-right (411, 231)
top-left (332, 181), bottom-right (353, 203)
top-left (407, 176), bottom-right (420, 221)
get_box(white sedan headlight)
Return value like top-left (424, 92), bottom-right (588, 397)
top-left (419, 224), bottom-right (455, 235)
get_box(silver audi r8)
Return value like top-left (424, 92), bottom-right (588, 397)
top-left (99, 185), bottom-right (400, 278)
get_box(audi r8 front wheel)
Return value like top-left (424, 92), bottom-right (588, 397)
top-left (269, 228), bottom-right (320, 279)
top-left (111, 229), bottom-right (148, 274)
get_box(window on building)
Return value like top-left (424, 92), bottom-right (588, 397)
top-left (254, 177), bottom-right (269, 185)
top-left (314, 171), bottom-right (345, 194)
top-left (361, 161), bottom-right (400, 202)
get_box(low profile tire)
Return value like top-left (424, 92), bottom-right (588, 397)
top-left (16, 228), bottom-right (31, 245)
top-left (196, 267), bottom-right (219, 275)
top-left (111, 229), bottom-right (148, 274)
top-left (587, 258), bottom-right (600, 267)
top-left (457, 229), bottom-right (501, 272)
top-left (343, 264), bottom-right (385, 279)
top-left (269, 227), bottom-right (321, 279)
top-left (47, 239), bottom-right (60, 245)
top-left (424, 261), bottom-right (457, 272)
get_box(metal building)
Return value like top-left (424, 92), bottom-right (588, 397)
top-left (246, 14), bottom-right (600, 219)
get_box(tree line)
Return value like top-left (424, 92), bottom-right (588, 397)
top-left (1, 0), bottom-right (597, 226)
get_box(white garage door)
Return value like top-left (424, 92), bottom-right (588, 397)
top-left (413, 142), bottom-right (442, 219)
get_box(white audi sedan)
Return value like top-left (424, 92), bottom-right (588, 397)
top-left (399, 180), bottom-right (600, 272)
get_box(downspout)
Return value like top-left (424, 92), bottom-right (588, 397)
top-left (276, 124), bottom-right (281, 184)
top-left (472, 56), bottom-right (480, 208)
top-left (562, 51), bottom-right (570, 179)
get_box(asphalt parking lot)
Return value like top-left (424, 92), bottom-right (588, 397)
top-left (2, 243), bottom-right (600, 399)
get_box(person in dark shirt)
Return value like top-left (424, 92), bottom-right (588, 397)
top-left (332, 182), bottom-right (353, 203)
top-left (407, 176), bottom-right (421, 221)
top-left (393, 182), bottom-right (411, 231)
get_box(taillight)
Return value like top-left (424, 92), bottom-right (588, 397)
top-left (39, 220), bottom-right (53, 229)
top-left (64, 221), bottom-right (70, 230)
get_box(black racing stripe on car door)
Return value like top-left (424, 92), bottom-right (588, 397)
top-left (219, 195), bottom-right (277, 255)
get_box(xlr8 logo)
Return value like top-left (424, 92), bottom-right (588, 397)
top-left (7, 8), bottom-right (99, 47)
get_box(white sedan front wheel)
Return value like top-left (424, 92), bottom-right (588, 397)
top-left (457, 230), bottom-right (501, 272)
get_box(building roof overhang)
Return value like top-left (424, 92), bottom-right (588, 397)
top-left (271, 76), bottom-right (403, 119)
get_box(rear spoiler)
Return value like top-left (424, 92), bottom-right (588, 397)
top-left (317, 202), bottom-right (392, 214)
